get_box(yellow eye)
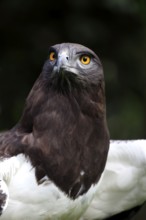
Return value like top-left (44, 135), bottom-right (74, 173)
top-left (80, 55), bottom-right (91, 65)
top-left (49, 51), bottom-right (56, 61)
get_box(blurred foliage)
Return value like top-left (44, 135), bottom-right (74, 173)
top-left (0, 0), bottom-right (146, 139)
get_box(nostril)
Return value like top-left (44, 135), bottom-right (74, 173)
top-left (66, 57), bottom-right (69, 60)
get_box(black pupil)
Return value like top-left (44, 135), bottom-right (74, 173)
top-left (83, 57), bottom-right (87, 61)
top-left (52, 52), bottom-right (55, 59)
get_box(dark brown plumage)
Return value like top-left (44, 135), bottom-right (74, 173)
top-left (0, 43), bottom-right (109, 199)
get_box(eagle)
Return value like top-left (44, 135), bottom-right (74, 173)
top-left (0, 43), bottom-right (109, 219)
top-left (1, 43), bottom-right (145, 220)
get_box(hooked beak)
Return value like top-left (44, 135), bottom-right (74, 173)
top-left (56, 51), bottom-right (69, 72)
top-left (53, 51), bottom-right (78, 76)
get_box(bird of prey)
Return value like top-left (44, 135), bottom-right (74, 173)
top-left (0, 43), bottom-right (109, 219)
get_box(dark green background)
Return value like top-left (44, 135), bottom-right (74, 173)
top-left (0, 1), bottom-right (146, 219)
top-left (0, 0), bottom-right (146, 140)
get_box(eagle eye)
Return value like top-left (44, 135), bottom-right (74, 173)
top-left (80, 55), bottom-right (91, 65)
top-left (49, 51), bottom-right (57, 61)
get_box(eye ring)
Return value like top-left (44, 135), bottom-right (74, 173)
top-left (49, 51), bottom-right (56, 61)
top-left (80, 55), bottom-right (91, 65)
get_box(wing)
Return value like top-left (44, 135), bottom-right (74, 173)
top-left (83, 140), bottom-right (146, 220)
top-left (0, 129), bottom-right (28, 158)
top-left (0, 129), bottom-right (30, 216)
